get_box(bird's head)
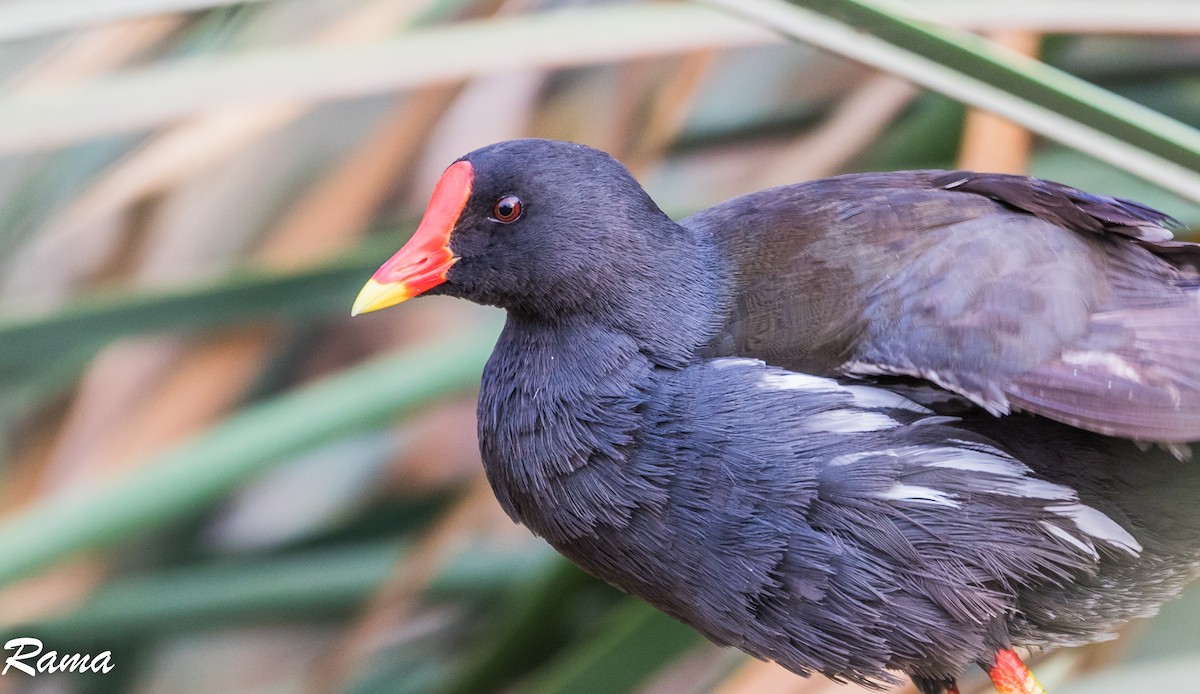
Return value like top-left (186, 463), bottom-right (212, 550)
top-left (352, 138), bottom-right (685, 321)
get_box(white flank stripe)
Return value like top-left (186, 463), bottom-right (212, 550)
top-left (842, 385), bottom-right (932, 413)
top-left (1041, 521), bottom-right (1099, 560)
top-left (760, 370), bottom-right (841, 393)
top-left (1048, 503), bottom-right (1142, 557)
top-left (830, 449), bottom-right (901, 466)
top-left (1008, 479), bottom-right (1077, 500)
top-left (712, 357), bottom-right (763, 370)
top-left (923, 447), bottom-right (1030, 477)
top-left (878, 483), bottom-right (961, 508)
top-left (806, 410), bottom-right (898, 433)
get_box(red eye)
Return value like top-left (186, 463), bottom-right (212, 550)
top-left (492, 195), bottom-right (523, 223)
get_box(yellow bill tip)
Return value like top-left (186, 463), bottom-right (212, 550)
top-left (351, 277), bottom-right (413, 317)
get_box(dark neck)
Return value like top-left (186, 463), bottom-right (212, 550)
top-left (511, 221), bottom-right (726, 368)
top-left (475, 222), bottom-right (726, 538)
top-left (476, 315), bottom-right (672, 539)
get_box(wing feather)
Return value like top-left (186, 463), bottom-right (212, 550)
top-left (699, 170), bottom-right (1200, 443)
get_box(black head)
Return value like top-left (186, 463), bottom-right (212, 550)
top-left (352, 139), bottom-right (689, 321)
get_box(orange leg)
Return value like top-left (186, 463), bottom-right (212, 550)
top-left (984, 649), bottom-right (1047, 694)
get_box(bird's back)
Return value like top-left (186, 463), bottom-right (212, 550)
top-left (688, 170), bottom-right (1200, 443)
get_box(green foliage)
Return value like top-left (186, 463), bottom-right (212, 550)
top-left (0, 1), bottom-right (1196, 692)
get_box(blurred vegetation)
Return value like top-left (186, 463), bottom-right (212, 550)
top-left (0, 1), bottom-right (1198, 693)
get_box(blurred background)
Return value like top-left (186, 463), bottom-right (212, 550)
top-left (0, 1), bottom-right (1198, 693)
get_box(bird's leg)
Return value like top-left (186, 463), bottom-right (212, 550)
top-left (981, 649), bottom-right (1047, 694)
top-left (911, 675), bottom-right (960, 694)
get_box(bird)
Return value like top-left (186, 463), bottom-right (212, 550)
top-left (351, 138), bottom-right (1200, 694)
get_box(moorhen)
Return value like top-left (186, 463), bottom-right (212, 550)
top-left (352, 139), bottom-right (1200, 694)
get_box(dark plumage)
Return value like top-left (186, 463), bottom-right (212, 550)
top-left (353, 139), bottom-right (1200, 692)
top-left (696, 169), bottom-right (1200, 443)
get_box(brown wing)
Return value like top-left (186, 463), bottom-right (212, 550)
top-left (692, 170), bottom-right (1200, 443)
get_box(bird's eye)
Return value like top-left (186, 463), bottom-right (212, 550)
top-left (492, 195), bottom-right (523, 223)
